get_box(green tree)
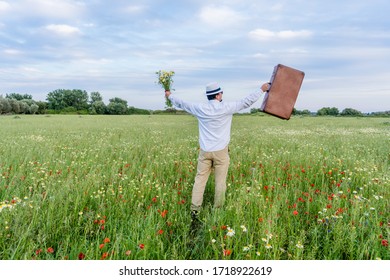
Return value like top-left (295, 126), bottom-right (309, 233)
top-left (369, 111), bottom-right (390, 117)
top-left (30, 104), bottom-right (39, 114)
top-left (90, 92), bottom-right (103, 104)
top-left (317, 107), bottom-right (339, 116)
top-left (90, 101), bottom-right (106, 115)
top-left (107, 97), bottom-right (128, 115)
top-left (6, 93), bottom-right (33, 100)
top-left (47, 89), bottom-right (66, 110)
top-left (341, 108), bottom-right (363, 116)
top-left (8, 98), bottom-right (21, 114)
top-left (63, 89), bottom-right (89, 110)
top-left (19, 101), bottom-right (29, 114)
top-left (250, 108), bottom-right (261, 114)
top-left (36, 101), bottom-right (48, 114)
top-left (0, 96), bottom-right (12, 114)
top-left (89, 92), bottom-right (105, 114)
top-left (128, 106), bottom-right (151, 115)
top-left (293, 108), bottom-right (312, 115)
top-left (47, 89), bottom-right (89, 111)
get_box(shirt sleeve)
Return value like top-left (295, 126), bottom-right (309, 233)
top-left (168, 95), bottom-right (198, 116)
top-left (226, 91), bottom-right (262, 114)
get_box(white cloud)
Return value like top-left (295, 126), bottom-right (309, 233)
top-left (124, 5), bottom-right (147, 14)
top-left (278, 30), bottom-right (312, 39)
top-left (198, 5), bottom-right (245, 28)
top-left (248, 29), bottom-right (274, 40)
top-left (4, 49), bottom-right (22, 55)
top-left (270, 3), bottom-right (284, 12)
top-left (21, 66), bottom-right (41, 73)
top-left (12, 0), bottom-right (84, 20)
top-left (249, 29), bottom-right (312, 41)
top-left (45, 24), bottom-right (82, 36)
top-left (0, 1), bottom-right (10, 12)
top-left (253, 53), bottom-right (268, 58)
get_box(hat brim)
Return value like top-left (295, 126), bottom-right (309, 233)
top-left (206, 88), bottom-right (223, 95)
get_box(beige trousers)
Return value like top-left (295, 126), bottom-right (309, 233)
top-left (191, 146), bottom-right (230, 211)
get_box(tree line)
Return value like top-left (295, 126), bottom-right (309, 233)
top-left (251, 107), bottom-right (389, 117)
top-left (1, 90), bottom-right (388, 117)
top-left (0, 90), bottom-right (150, 115)
top-left (307, 107), bottom-right (389, 117)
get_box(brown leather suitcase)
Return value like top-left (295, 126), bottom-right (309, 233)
top-left (261, 64), bottom-right (305, 120)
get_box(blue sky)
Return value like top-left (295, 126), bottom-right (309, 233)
top-left (0, 0), bottom-right (389, 112)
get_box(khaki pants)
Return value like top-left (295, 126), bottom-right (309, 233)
top-left (191, 146), bottom-right (230, 211)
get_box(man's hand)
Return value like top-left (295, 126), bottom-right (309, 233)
top-left (165, 90), bottom-right (171, 98)
top-left (261, 83), bottom-right (270, 92)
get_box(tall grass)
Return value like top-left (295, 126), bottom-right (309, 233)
top-left (0, 115), bottom-right (389, 260)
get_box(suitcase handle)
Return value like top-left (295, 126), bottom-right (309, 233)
top-left (266, 82), bottom-right (272, 92)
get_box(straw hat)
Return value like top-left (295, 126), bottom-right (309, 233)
top-left (205, 82), bottom-right (223, 95)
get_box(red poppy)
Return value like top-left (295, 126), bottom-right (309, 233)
top-left (293, 210), bottom-right (299, 216)
top-left (223, 249), bottom-right (232, 256)
top-left (35, 249), bottom-right (42, 255)
top-left (221, 225), bottom-right (227, 230)
top-left (101, 252), bottom-right (109, 260)
top-left (139, 244), bottom-right (145, 250)
top-left (103, 237), bottom-right (110, 243)
top-left (157, 229), bottom-right (164, 235)
top-left (159, 209), bottom-right (168, 218)
top-left (381, 239), bottom-right (388, 247)
top-left (99, 244), bottom-right (105, 249)
top-left (47, 247), bottom-right (54, 254)
top-left (78, 252), bottom-right (85, 260)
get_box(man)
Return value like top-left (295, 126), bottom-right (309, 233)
top-left (165, 81), bottom-right (270, 221)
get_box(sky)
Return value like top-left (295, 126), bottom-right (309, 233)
top-left (0, 0), bottom-right (389, 113)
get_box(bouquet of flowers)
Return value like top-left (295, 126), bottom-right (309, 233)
top-left (156, 70), bottom-right (175, 108)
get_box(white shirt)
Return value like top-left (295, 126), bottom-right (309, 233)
top-left (169, 91), bottom-right (262, 152)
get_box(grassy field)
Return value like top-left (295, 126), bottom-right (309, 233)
top-left (0, 114), bottom-right (389, 260)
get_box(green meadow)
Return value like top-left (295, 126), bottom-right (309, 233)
top-left (0, 114), bottom-right (389, 260)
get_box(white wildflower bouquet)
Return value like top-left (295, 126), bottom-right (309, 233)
top-left (156, 70), bottom-right (175, 108)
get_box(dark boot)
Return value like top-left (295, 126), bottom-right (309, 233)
top-left (189, 210), bottom-right (201, 236)
top-left (191, 210), bottom-right (199, 221)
